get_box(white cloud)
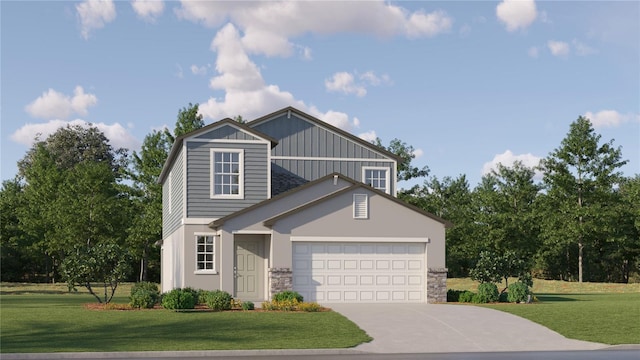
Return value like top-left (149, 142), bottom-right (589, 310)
top-left (496, 0), bottom-right (537, 32)
top-left (25, 86), bottom-right (98, 120)
top-left (412, 148), bottom-right (424, 159)
top-left (76, 0), bottom-right (116, 39)
top-left (358, 130), bottom-right (378, 143)
top-left (197, 24), bottom-right (359, 132)
top-left (584, 110), bottom-right (640, 128)
top-left (10, 119), bottom-right (140, 151)
top-left (131, 0), bottom-right (164, 23)
top-left (190, 64), bottom-right (208, 75)
top-left (176, 1), bottom-right (452, 57)
top-left (547, 40), bottom-right (570, 57)
top-left (528, 46), bottom-right (539, 58)
top-left (572, 39), bottom-right (596, 56)
top-left (326, 72), bottom-right (367, 97)
top-left (482, 150), bottom-right (542, 177)
top-left (325, 71), bottom-right (391, 97)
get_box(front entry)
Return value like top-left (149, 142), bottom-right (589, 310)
top-left (234, 238), bottom-right (264, 301)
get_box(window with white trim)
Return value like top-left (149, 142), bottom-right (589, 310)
top-left (196, 234), bottom-right (215, 272)
top-left (353, 194), bottom-right (368, 219)
top-left (210, 149), bottom-right (244, 198)
top-left (363, 167), bottom-right (389, 194)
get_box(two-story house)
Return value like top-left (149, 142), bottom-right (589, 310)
top-left (158, 107), bottom-right (449, 303)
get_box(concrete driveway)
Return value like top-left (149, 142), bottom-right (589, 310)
top-left (329, 303), bottom-right (607, 353)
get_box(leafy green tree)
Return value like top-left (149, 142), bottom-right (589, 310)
top-left (61, 242), bottom-right (132, 303)
top-left (402, 175), bottom-right (479, 277)
top-left (470, 250), bottom-right (530, 291)
top-left (172, 103), bottom-right (204, 138)
top-left (538, 116), bottom-right (627, 282)
top-left (374, 138), bottom-right (429, 182)
top-left (16, 125), bottom-right (130, 282)
top-left (128, 130), bottom-right (172, 281)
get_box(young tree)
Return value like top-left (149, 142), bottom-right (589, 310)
top-left (172, 103), bottom-right (204, 138)
top-left (128, 130), bottom-right (172, 281)
top-left (538, 116), bottom-right (627, 282)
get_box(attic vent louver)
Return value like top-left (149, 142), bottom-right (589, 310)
top-left (287, 110), bottom-right (291, 119)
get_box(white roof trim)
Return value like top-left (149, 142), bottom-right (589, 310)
top-left (290, 236), bottom-right (430, 243)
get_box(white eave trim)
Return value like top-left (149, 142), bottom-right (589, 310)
top-left (272, 156), bottom-right (395, 162)
top-left (232, 230), bottom-right (272, 235)
top-left (290, 236), bottom-right (430, 243)
top-left (182, 217), bottom-right (219, 225)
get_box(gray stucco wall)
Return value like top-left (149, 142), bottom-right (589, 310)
top-left (186, 140), bottom-right (269, 218)
top-left (269, 187), bottom-right (446, 269)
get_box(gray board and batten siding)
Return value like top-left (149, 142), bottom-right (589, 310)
top-left (186, 140), bottom-right (269, 218)
top-left (251, 112), bottom-right (397, 191)
top-left (162, 146), bottom-right (184, 239)
top-left (193, 124), bottom-right (260, 141)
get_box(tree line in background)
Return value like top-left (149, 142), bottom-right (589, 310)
top-left (1, 108), bottom-right (638, 289)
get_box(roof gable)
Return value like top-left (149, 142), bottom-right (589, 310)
top-left (158, 118), bottom-right (277, 184)
top-left (263, 182), bottom-right (451, 228)
top-left (247, 107), bottom-right (402, 162)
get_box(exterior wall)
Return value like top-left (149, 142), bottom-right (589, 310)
top-left (193, 124), bottom-right (259, 141)
top-left (252, 113), bottom-right (397, 194)
top-left (272, 159), bottom-right (395, 193)
top-left (160, 226), bottom-right (184, 293)
top-left (181, 224), bottom-right (222, 291)
top-left (162, 147), bottom-right (184, 239)
top-left (252, 113), bottom-right (387, 159)
top-left (268, 188), bottom-right (446, 270)
top-left (185, 140), bottom-right (269, 218)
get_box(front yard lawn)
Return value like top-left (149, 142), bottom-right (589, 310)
top-left (483, 293), bottom-right (640, 345)
top-left (0, 292), bottom-right (371, 353)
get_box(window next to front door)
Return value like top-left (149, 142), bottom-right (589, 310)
top-left (210, 149), bottom-right (244, 199)
top-left (195, 234), bottom-right (216, 274)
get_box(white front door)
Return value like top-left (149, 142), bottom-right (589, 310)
top-left (292, 242), bottom-right (426, 303)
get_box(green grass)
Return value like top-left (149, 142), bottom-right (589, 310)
top-left (447, 278), bottom-right (640, 345)
top-left (483, 293), bottom-right (640, 345)
top-left (0, 288), bottom-right (371, 353)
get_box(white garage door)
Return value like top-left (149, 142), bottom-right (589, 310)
top-left (292, 242), bottom-right (426, 303)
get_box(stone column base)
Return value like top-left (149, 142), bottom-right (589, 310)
top-left (268, 267), bottom-right (292, 299)
top-left (427, 268), bottom-right (448, 303)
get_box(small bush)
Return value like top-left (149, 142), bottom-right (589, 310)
top-left (298, 302), bottom-right (321, 312)
top-left (261, 301), bottom-right (275, 310)
top-left (273, 290), bottom-right (303, 303)
top-left (203, 290), bottom-right (232, 311)
top-left (241, 301), bottom-right (254, 310)
top-left (129, 282), bottom-right (160, 309)
top-left (182, 287), bottom-right (201, 304)
top-left (458, 290), bottom-right (475, 303)
top-left (507, 282), bottom-right (530, 303)
top-left (261, 299), bottom-right (299, 311)
top-left (498, 292), bottom-right (509, 303)
top-left (447, 289), bottom-right (464, 302)
top-left (161, 289), bottom-right (196, 310)
top-left (477, 282), bottom-right (499, 303)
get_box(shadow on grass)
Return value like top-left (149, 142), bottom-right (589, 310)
top-left (536, 295), bottom-right (580, 302)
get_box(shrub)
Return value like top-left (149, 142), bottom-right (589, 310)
top-left (182, 287), bottom-right (201, 304)
top-left (472, 293), bottom-right (489, 304)
top-left (477, 282), bottom-right (499, 303)
top-left (498, 292), bottom-right (509, 303)
top-left (161, 289), bottom-right (196, 310)
top-left (447, 289), bottom-right (464, 302)
top-left (241, 301), bottom-right (254, 311)
top-left (507, 281), bottom-right (530, 303)
top-left (458, 290), bottom-right (475, 303)
top-left (129, 282), bottom-right (160, 309)
top-left (261, 301), bottom-right (275, 311)
top-left (204, 290), bottom-right (232, 311)
top-left (297, 302), bottom-right (321, 312)
top-left (273, 290), bottom-right (303, 303)
top-left (261, 299), bottom-right (299, 311)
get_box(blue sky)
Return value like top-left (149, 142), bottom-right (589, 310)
top-left (2, 1), bottom-right (638, 189)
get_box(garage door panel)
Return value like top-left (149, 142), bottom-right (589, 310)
top-left (292, 242), bottom-right (425, 303)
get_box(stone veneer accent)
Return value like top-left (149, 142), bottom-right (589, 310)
top-left (427, 268), bottom-right (448, 303)
top-left (268, 267), bottom-right (292, 298)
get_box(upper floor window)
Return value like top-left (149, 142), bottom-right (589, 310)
top-left (210, 149), bottom-right (244, 199)
top-left (363, 167), bottom-right (389, 194)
